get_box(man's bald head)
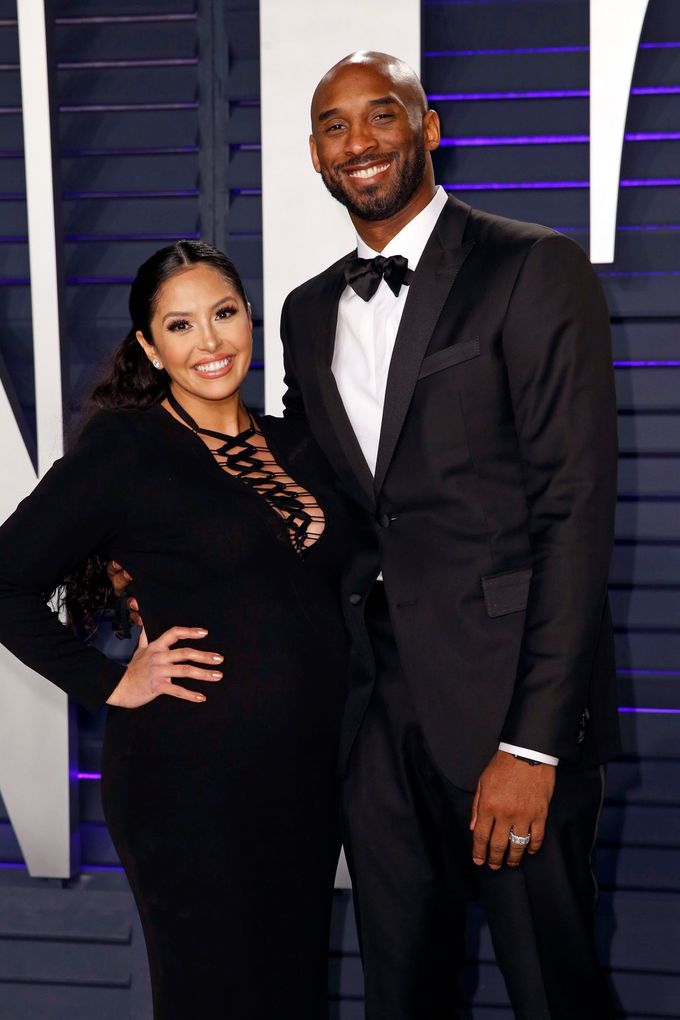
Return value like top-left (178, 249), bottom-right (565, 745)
top-left (311, 51), bottom-right (428, 130)
top-left (309, 50), bottom-right (440, 232)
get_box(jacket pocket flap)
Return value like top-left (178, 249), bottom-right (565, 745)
top-left (481, 568), bottom-right (533, 618)
top-left (418, 337), bottom-right (481, 379)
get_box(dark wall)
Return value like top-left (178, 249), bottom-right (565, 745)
top-left (1, 0), bottom-right (680, 1017)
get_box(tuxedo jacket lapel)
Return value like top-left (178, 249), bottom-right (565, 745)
top-left (373, 197), bottom-right (474, 494)
top-left (310, 259), bottom-right (376, 509)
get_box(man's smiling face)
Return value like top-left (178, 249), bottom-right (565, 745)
top-left (310, 60), bottom-right (436, 223)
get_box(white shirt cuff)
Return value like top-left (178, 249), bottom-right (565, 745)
top-left (499, 742), bottom-right (559, 766)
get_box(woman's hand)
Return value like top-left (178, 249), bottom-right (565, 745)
top-left (106, 626), bottom-right (223, 708)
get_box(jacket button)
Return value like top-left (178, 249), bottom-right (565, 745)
top-left (378, 513), bottom-right (392, 528)
top-left (348, 593), bottom-right (362, 606)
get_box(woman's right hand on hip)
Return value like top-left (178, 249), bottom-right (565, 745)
top-left (106, 626), bottom-right (223, 708)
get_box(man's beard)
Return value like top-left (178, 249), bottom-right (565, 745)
top-left (320, 140), bottom-right (426, 221)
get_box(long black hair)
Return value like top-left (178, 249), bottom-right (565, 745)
top-left (62, 240), bottom-right (248, 634)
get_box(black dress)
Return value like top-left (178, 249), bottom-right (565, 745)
top-left (0, 405), bottom-right (352, 1019)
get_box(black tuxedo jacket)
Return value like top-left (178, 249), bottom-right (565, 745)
top-left (280, 195), bottom-right (621, 790)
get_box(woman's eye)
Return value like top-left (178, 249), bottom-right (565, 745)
top-left (216, 305), bottom-right (237, 320)
top-left (167, 319), bottom-right (190, 332)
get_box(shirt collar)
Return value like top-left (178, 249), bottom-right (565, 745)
top-left (355, 185), bottom-right (448, 268)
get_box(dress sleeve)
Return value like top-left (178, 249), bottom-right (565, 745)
top-left (0, 411), bottom-right (136, 713)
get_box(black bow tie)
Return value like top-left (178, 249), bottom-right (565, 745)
top-left (344, 254), bottom-right (413, 302)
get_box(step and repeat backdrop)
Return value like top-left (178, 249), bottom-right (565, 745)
top-left (1, 0), bottom-right (680, 1017)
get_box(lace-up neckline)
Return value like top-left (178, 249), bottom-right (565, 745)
top-left (166, 392), bottom-right (325, 556)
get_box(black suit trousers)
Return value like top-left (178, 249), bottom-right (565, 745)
top-left (342, 583), bottom-right (616, 1020)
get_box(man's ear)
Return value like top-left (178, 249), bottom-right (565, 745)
top-left (135, 329), bottom-right (160, 367)
top-left (309, 134), bottom-right (321, 174)
top-left (423, 109), bottom-right (441, 153)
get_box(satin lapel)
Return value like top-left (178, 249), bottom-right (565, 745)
top-left (311, 261), bottom-right (376, 510)
top-left (373, 201), bottom-right (474, 494)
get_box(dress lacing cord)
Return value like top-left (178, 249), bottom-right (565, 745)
top-left (166, 393), bottom-right (325, 556)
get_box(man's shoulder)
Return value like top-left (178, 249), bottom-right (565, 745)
top-left (465, 203), bottom-right (556, 252)
top-left (459, 201), bottom-right (591, 277)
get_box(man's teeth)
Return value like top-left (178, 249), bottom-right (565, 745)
top-left (348, 162), bottom-right (390, 179)
top-left (195, 357), bottom-right (231, 373)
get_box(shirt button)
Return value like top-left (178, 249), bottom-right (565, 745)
top-left (348, 593), bottom-right (363, 606)
top-left (378, 513), bottom-right (392, 528)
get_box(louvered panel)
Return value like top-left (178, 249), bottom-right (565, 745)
top-left (225, 191), bottom-right (262, 233)
top-left (614, 317), bottom-right (680, 358)
top-left (422, 5), bottom-right (680, 1019)
top-left (0, 0), bottom-right (33, 450)
top-left (0, 941), bottom-right (131, 985)
top-left (597, 847), bottom-right (680, 892)
top-left (59, 109), bottom-right (198, 150)
top-left (598, 803), bottom-right (680, 848)
top-left (52, 0), bottom-right (201, 418)
top-left (618, 458), bottom-right (680, 493)
top-left (616, 676), bottom-right (680, 711)
top-left (0, 821), bottom-right (23, 862)
top-left (0, 886), bottom-right (151, 1020)
top-left (618, 710), bottom-right (680, 757)
top-left (61, 195), bottom-right (199, 236)
top-left (616, 368), bottom-right (680, 410)
top-left (604, 275), bottom-right (680, 320)
top-left (225, 104), bottom-right (260, 145)
top-left (1, 154), bottom-right (24, 191)
top-left (60, 153), bottom-right (198, 193)
top-left (0, 984), bottom-right (131, 1020)
top-left (619, 418), bottom-right (680, 456)
top-left (616, 501), bottom-right (680, 540)
top-left (616, 632), bottom-right (680, 672)
top-left (607, 759), bottom-right (680, 804)
top-left (57, 66), bottom-right (197, 106)
top-left (0, 241), bottom-right (27, 277)
top-left (223, 1), bottom-right (261, 407)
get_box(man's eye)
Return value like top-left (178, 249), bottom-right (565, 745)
top-left (326, 122), bottom-right (344, 133)
top-left (167, 319), bottom-right (190, 332)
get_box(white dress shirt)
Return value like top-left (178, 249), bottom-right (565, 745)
top-left (331, 185), bottom-right (558, 767)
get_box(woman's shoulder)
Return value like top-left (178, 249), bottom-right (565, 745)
top-left (77, 404), bottom-right (162, 440)
top-left (69, 405), bottom-right (166, 467)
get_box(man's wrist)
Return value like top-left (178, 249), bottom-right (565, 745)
top-left (498, 742), bottom-right (559, 767)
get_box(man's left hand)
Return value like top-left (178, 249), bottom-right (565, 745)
top-left (470, 750), bottom-right (556, 869)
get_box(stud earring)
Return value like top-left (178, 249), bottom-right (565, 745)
top-left (151, 358), bottom-right (162, 369)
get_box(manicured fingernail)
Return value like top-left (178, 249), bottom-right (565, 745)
top-left (123, 571), bottom-right (131, 580)
top-left (112, 561), bottom-right (120, 569)
top-left (211, 672), bottom-right (222, 678)
top-left (195, 629), bottom-right (208, 635)
top-left (212, 655), bottom-right (223, 662)
top-left (489, 865), bottom-right (500, 871)
top-left (195, 694), bottom-right (205, 701)
top-left (473, 858), bottom-right (484, 866)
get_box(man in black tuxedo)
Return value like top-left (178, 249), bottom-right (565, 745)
top-left (281, 52), bottom-right (619, 1018)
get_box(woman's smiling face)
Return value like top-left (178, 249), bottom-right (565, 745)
top-left (136, 263), bottom-right (253, 408)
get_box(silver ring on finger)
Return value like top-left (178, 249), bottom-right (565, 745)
top-left (508, 828), bottom-right (531, 847)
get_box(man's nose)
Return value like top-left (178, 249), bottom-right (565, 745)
top-left (345, 123), bottom-right (377, 156)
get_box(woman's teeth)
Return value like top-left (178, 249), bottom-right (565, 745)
top-left (195, 357), bottom-right (231, 374)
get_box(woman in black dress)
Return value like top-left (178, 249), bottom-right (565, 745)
top-left (0, 242), bottom-right (351, 1019)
